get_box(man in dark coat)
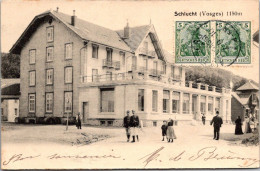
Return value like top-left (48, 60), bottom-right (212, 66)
top-left (202, 113), bottom-right (206, 125)
top-left (130, 110), bottom-right (140, 143)
top-left (123, 110), bottom-right (131, 142)
top-left (210, 111), bottom-right (223, 140)
top-left (76, 113), bottom-right (82, 129)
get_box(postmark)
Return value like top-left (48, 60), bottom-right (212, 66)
top-left (215, 21), bottom-right (251, 65)
top-left (175, 21), bottom-right (211, 63)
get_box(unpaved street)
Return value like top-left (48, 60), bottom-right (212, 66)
top-left (1, 122), bottom-right (259, 169)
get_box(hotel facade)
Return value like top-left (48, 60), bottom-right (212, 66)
top-left (10, 10), bottom-right (232, 126)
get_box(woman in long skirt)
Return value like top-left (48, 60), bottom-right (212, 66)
top-left (166, 118), bottom-right (177, 143)
top-left (235, 116), bottom-right (243, 135)
top-left (244, 116), bottom-right (252, 133)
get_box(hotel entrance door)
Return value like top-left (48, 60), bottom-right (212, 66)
top-left (82, 102), bottom-right (89, 123)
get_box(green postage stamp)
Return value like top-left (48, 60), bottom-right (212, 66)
top-left (215, 21), bottom-right (251, 64)
top-left (175, 21), bottom-right (211, 63)
top-left (175, 21), bottom-right (251, 65)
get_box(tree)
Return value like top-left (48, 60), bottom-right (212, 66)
top-left (1, 53), bottom-right (20, 78)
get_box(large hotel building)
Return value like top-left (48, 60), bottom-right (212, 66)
top-left (10, 10), bottom-right (231, 126)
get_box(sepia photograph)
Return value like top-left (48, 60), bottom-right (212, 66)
top-left (1, 0), bottom-right (259, 169)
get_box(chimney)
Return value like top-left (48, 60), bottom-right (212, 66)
top-left (71, 10), bottom-right (76, 26)
top-left (124, 20), bottom-right (130, 39)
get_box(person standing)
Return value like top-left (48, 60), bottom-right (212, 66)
top-left (202, 114), bottom-right (206, 125)
top-left (210, 111), bottom-right (223, 140)
top-left (161, 120), bottom-right (168, 141)
top-left (235, 116), bottom-right (243, 135)
top-left (123, 110), bottom-right (131, 142)
top-left (244, 116), bottom-right (252, 133)
top-left (76, 113), bottom-right (82, 129)
top-left (166, 118), bottom-right (177, 143)
top-left (130, 110), bottom-right (140, 143)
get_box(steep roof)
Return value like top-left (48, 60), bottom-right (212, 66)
top-left (253, 30), bottom-right (259, 44)
top-left (236, 81), bottom-right (259, 91)
top-left (231, 92), bottom-right (244, 106)
top-left (116, 25), bottom-right (151, 51)
top-left (1, 79), bottom-right (20, 97)
top-left (1, 79), bottom-right (20, 89)
top-left (10, 10), bottom-right (131, 54)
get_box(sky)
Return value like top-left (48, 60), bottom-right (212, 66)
top-left (1, 0), bottom-right (259, 82)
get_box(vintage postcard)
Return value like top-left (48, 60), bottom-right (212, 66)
top-left (1, 0), bottom-right (259, 169)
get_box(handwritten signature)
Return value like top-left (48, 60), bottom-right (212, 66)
top-left (2, 153), bottom-right (121, 166)
top-left (139, 146), bottom-right (260, 167)
top-left (3, 154), bottom-right (41, 166)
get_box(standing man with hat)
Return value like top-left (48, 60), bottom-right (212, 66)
top-left (130, 110), bottom-right (140, 143)
top-left (123, 110), bottom-right (131, 142)
top-left (210, 111), bottom-right (223, 140)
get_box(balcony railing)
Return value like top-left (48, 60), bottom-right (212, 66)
top-left (148, 50), bottom-right (156, 58)
top-left (102, 59), bottom-right (120, 70)
top-left (139, 47), bottom-right (156, 58)
top-left (80, 73), bottom-right (231, 95)
top-left (169, 74), bottom-right (181, 80)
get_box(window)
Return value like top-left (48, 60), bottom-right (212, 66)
top-left (171, 66), bottom-right (174, 77)
top-left (46, 93), bottom-right (53, 113)
top-left (46, 69), bottom-right (54, 85)
top-left (153, 121), bottom-right (157, 127)
top-left (183, 93), bottom-right (190, 114)
top-left (120, 52), bottom-right (125, 66)
top-left (65, 67), bottom-right (73, 83)
top-left (144, 58), bottom-right (148, 70)
top-left (138, 89), bottom-right (145, 111)
top-left (200, 96), bottom-right (206, 114)
top-left (144, 41), bottom-right (148, 53)
top-left (153, 61), bottom-right (158, 75)
top-left (14, 108), bottom-right (18, 116)
top-left (152, 90), bottom-right (158, 112)
top-left (92, 44), bottom-right (99, 58)
top-left (46, 47), bottom-right (54, 62)
top-left (100, 121), bottom-right (106, 126)
top-left (172, 92), bottom-right (180, 113)
top-left (101, 88), bottom-right (114, 112)
top-left (208, 97), bottom-right (213, 114)
top-left (92, 69), bottom-right (99, 82)
top-left (162, 63), bottom-right (166, 74)
top-left (107, 121), bottom-right (113, 126)
top-left (46, 27), bottom-right (54, 42)
top-left (215, 98), bottom-right (220, 112)
top-left (65, 43), bottom-right (72, 59)
top-left (29, 94), bottom-right (35, 113)
top-left (163, 90), bottom-right (170, 113)
top-left (64, 92), bottom-right (72, 113)
top-left (29, 49), bottom-right (36, 64)
top-left (106, 71), bottom-right (112, 81)
top-left (29, 71), bottom-right (36, 86)
top-left (106, 48), bottom-right (113, 62)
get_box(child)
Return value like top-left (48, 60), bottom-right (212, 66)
top-left (161, 120), bottom-right (168, 141)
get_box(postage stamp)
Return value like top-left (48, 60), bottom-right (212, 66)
top-left (215, 21), bottom-right (251, 64)
top-left (175, 21), bottom-right (211, 63)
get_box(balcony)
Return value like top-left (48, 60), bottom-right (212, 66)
top-left (102, 59), bottom-right (120, 70)
top-left (80, 73), bottom-right (231, 95)
top-left (139, 47), bottom-right (156, 58)
top-left (169, 74), bottom-right (181, 80)
top-left (150, 69), bottom-right (164, 76)
top-left (131, 65), bottom-right (148, 74)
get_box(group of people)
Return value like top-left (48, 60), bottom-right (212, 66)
top-left (161, 119), bottom-right (177, 143)
top-left (234, 114), bottom-right (256, 135)
top-left (123, 110), bottom-right (140, 143)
